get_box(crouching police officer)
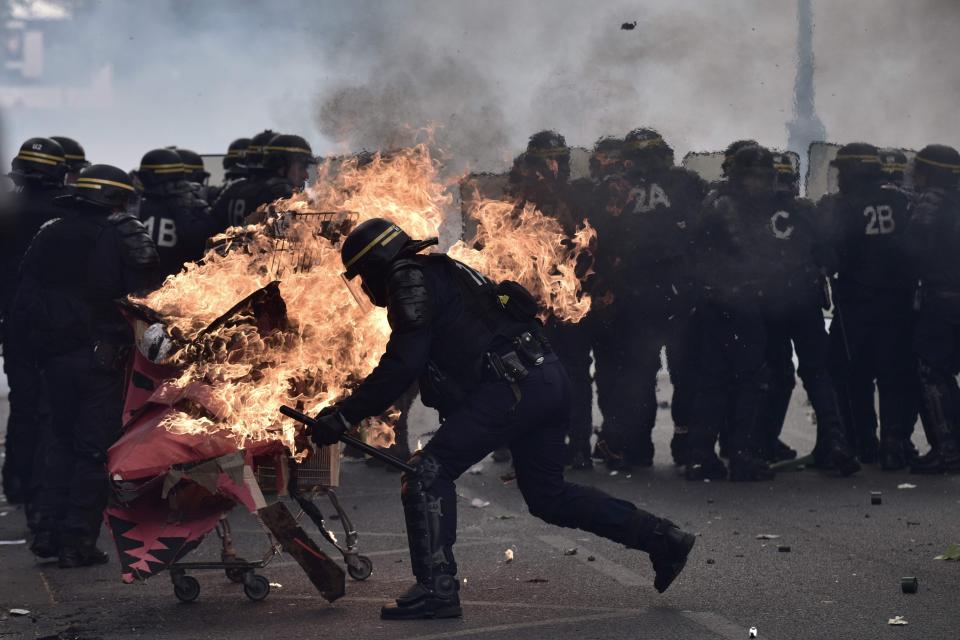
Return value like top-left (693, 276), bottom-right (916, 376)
top-left (308, 218), bottom-right (697, 620)
top-left (13, 165), bottom-right (161, 566)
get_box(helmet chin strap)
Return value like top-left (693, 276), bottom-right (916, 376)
top-left (402, 237), bottom-right (440, 256)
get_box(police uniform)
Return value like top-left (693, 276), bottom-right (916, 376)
top-left (139, 181), bottom-right (216, 278)
top-left (13, 165), bottom-right (161, 566)
top-left (313, 218), bottom-right (696, 620)
top-left (591, 164), bottom-right (705, 468)
top-left (819, 144), bottom-right (916, 469)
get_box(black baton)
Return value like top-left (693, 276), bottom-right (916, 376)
top-left (279, 405), bottom-right (417, 474)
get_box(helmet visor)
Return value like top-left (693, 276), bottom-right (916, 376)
top-left (341, 272), bottom-right (373, 313)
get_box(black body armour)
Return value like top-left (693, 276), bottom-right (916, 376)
top-left (138, 181), bottom-right (215, 278)
top-left (211, 176), bottom-right (294, 231)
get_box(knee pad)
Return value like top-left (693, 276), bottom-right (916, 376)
top-left (401, 451), bottom-right (441, 502)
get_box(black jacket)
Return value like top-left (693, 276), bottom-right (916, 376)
top-left (138, 181), bottom-right (216, 278)
top-left (211, 175), bottom-right (294, 232)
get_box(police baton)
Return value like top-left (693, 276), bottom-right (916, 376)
top-left (279, 405), bottom-right (417, 474)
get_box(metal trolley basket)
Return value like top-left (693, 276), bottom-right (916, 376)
top-left (168, 443), bottom-right (373, 604)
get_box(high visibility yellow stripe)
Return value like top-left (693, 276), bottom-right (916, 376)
top-left (16, 152), bottom-right (59, 166)
top-left (380, 229), bottom-right (402, 246)
top-left (345, 225), bottom-right (400, 269)
top-left (18, 149), bottom-right (65, 163)
top-left (882, 163), bottom-right (908, 171)
top-left (835, 154), bottom-right (881, 163)
top-left (624, 137), bottom-right (665, 151)
top-left (64, 153), bottom-right (86, 161)
top-left (227, 150), bottom-right (244, 157)
top-left (183, 164), bottom-right (206, 170)
top-left (264, 145), bottom-right (312, 155)
top-left (76, 177), bottom-right (135, 192)
top-left (916, 155), bottom-right (960, 171)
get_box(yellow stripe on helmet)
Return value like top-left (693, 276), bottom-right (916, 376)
top-left (835, 154), bottom-right (881, 163)
top-left (526, 147), bottom-right (570, 159)
top-left (17, 150), bottom-right (65, 165)
top-left (344, 225), bottom-right (400, 269)
top-left (624, 137), bottom-right (665, 151)
top-left (76, 177), bottom-right (135, 192)
top-left (264, 145), bottom-right (313, 155)
top-left (916, 155), bottom-right (960, 172)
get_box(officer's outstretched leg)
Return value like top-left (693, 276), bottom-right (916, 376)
top-left (512, 359), bottom-right (695, 593)
top-left (381, 451), bottom-right (462, 620)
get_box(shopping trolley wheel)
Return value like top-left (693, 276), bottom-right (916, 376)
top-left (347, 555), bottom-right (373, 581)
top-left (243, 574), bottom-right (270, 601)
top-left (173, 575), bottom-right (201, 603)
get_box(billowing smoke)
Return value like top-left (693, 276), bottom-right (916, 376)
top-left (4, 0), bottom-right (960, 172)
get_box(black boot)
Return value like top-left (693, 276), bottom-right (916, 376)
top-left (381, 575), bottom-right (462, 620)
top-left (879, 438), bottom-right (909, 471)
top-left (911, 381), bottom-right (960, 474)
top-left (670, 429), bottom-right (690, 466)
top-left (728, 452), bottom-right (775, 481)
top-left (569, 447), bottom-right (593, 471)
top-left (642, 519), bottom-right (696, 593)
top-left (30, 531), bottom-right (59, 559)
top-left (684, 453), bottom-right (728, 481)
top-left (58, 535), bottom-right (109, 568)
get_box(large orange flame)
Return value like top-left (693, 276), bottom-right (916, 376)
top-left (134, 144), bottom-right (592, 454)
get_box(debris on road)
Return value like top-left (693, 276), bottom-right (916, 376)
top-left (0, 539), bottom-right (26, 545)
top-left (564, 548), bottom-right (578, 556)
top-left (755, 534), bottom-right (780, 540)
top-left (587, 556), bottom-right (596, 562)
top-left (470, 498), bottom-right (490, 509)
top-left (609, 471), bottom-right (619, 477)
top-left (887, 615), bottom-right (908, 625)
top-left (933, 543), bottom-right (960, 561)
top-left (504, 549), bottom-right (514, 563)
top-left (525, 578), bottom-right (548, 583)
top-left (778, 545), bottom-right (791, 553)
top-left (897, 483), bottom-right (916, 490)
top-left (706, 558), bottom-right (716, 565)
top-left (9, 609), bottom-right (30, 616)
top-left (621, 21), bottom-right (637, 30)
top-left (900, 577), bottom-right (918, 594)
top-left (269, 582), bottom-right (283, 589)
top-left (495, 514), bottom-right (514, 520)
top-left (870, 492), bottom-right (882, 505)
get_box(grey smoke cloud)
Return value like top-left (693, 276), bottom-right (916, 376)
top-left (4, 0), bottom-right (960, 172)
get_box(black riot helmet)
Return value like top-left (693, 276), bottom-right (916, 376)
top-left (263, 134), bottom-right (317, 172)
top-left (10, 137), bottom-right (67, 185)
top-left (49, 136), bottom-right (89, 173)
top-left (340, 218), bottom-right (437, 307)
top-left (137, 148), bottom-right (185, 187)
top-left (520, 130), bottom-right (571, 185)
top-left (772, 151), bottom-right (800, 197)
top-left (913, 144), bottom-right (960, 189)
top-left (71, 164), bottom-right (136, 211)
top-left (623, 128), bottom-right (674, 172)
top-left (879, 148), bottom-right (908, 186)
top-left (245, 129), bottom-right (278, 173)
top-left (728, 144), bottom-right (776, 196)
top-left (589, 136), bottom-right (625, 180)
top-left (832, 142), bottom-right (883, 193)
top-left (176, 148), bottom-right (210, 184)
top-left (721, 139), bottom-right (759, 177)
top-left (223, 137), bottom-right (250, 174)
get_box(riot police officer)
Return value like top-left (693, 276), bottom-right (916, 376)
top-left (211, 132), bottom-right (314, 231)
top-left (136, 148), bottom-right (216, 279)
top-left (0, 137), bottom-right (68, 507)
top-left (175, 148), bottom-right (216, 204)
top-left (820, 143), bottom-right (915, 470)
top-left (905, 144), bottom-right (960, 474)
top-left (308, 218), bottom-right (696, 619)
top-left (14, 164), bottom-right (160, 566)
top-left (592, 128), bottom-right (705, 470)
top-left (505, 131), bottom-right (595, 470)
top-left (50, 136), bottom-right (90, 185)
top-left (222, 137), bottom-right (251, 186)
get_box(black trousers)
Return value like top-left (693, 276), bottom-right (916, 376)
top-left (1, 340), bottom-right (50, 502)
top-left (593, 301), bottom-right (697, 459)
top-left (761, 333), bottom-right (796, 452)
top-left (830, 289), bottom-right (918, 449)
top-left (422, 356), bottom-right (657, 568)
top-left (545, 320), bottom-right (594, 454)
top-left (35, 349), bottom-right (123, 540)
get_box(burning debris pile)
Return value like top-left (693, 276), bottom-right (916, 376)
top-left (133, 144), bottom-right (593, 454)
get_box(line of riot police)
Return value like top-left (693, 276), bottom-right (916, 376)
top-left (0, 129), bottom-right (317, 567)
top-left (501, 129), bottom-right (960, 481)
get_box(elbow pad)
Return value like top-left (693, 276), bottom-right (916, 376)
top-left (109, 212), bottom-right (160, 269)
top-left (387, 260), bottom-right (431, 332)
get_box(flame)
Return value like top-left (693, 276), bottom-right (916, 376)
top-left (134, 144), bottom-right (592, 454)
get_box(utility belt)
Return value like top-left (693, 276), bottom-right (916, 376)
top-left (482, 331), bottom-right (551, 410)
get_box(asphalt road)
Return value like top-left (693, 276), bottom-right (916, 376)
top-left (1, 375), bottom-right (959, 640)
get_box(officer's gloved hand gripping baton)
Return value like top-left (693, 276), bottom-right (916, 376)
top-left (279, 405), bottom-right (418, 474)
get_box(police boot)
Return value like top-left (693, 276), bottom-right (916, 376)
top-left (684, 452), bottom-right (727, 481)
top-left (381, 574), bottom-right (462, 620)
top-left (30, 531), bottom-right (59, 559)
top-left (728, 451), bottom-right (775, 482)
top-left (880, 438), bottom-right (910, 471)
top-left (911, 382), bottom-right (960, 474)
top-left (637, 517), bottom-right (696, 593)
top-left (568, 446), bottom-right (593, 471)
top-left (670, 427), bottom-right (690, 466)
top-left (58, 535), bottom-right (109, 568)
